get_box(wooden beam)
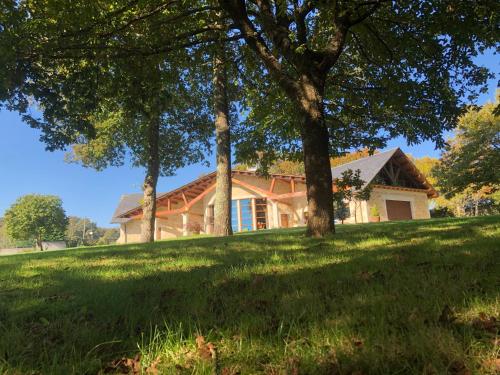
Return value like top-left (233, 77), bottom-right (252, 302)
top-left (185, 183), bottom-right (216, 209)
top-left (275, 191), bottom-right (306, 200)
top-left (156, 183), bottom-right (217, 217)
top-left (232, 178), bottom-right (280, 199)
top-left (269, 178), bottom-right (276, 193)
top-left (290, 179), bottom-right (295, 193)
top-left (181, 192), bottom-right (188, 205)
top-left (167, 198), bottom-right (171, 211)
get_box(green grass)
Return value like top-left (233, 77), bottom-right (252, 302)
top-left (0, 217), bottom-right (498, 374)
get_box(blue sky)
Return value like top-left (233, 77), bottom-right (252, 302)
top-left (0, 51), bottom-right (498, 227)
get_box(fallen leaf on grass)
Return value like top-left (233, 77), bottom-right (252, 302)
top-left (251, 274), bottom-right (265, 287)
top-left (145, 356), bottom-right (161, 374)
top-left (438, 305), bottom-right (456, 324)
top-left (357, 270), bottom-right (383, 281)
top-left (482, 358), bottom-right (500, 373)
top-left (448, 360), bottom-right (471, 375)
top-left (196, 335), bottom-right (216, 361)
top-left (104, 354), bottom-right (141, 374)
top-left (353, 339), bottom-right (363, 348)
top-left (472, 312), bottom-right (499, 334)
top-left (221, 366), bottom-right (241, 375)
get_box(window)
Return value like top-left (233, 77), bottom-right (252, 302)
top-left (240, 199), bottom-right (253, 231)
top-left (255, 198), bottom-right (267, 229)
top-left (207, 205), bottom-right (214, 226)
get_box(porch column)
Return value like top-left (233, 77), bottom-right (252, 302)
top-left (251, 198), bottom-right (257, 230)
top-left (270, 200), bottom-right (279, 228)
top-left (182, 212), bottom-right (189, 236)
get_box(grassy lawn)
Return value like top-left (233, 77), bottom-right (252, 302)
top-left (0, 217), bottom-right (498, 374)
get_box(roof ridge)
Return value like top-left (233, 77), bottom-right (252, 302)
top-left (331, 148), bottom-right (399, 170)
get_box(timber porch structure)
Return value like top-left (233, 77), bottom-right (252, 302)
top-left (111, 148), bottom-right (437, 243)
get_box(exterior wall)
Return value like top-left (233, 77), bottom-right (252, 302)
top-left (118, 220), bottom-right (142, 244)
top-left (156, 216), bottom-right (183, 239)
top-left (116, 183), bottom-right (431, 243)
top-left (366, 187), bottom-right (430, 221)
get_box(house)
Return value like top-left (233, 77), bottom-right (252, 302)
top-left (111, 148), bottom-right (437, 243)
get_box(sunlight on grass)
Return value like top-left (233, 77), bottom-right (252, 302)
top-left (0, 216), bottom-right (498, 374)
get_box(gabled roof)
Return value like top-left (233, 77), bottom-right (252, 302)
top-left (112, 148), bottom-right (437, 222)
top-left (112, 170), bottom-right (306, 221)
top-left (331, 148), bottom-right (399, 188)
top-left (331, 148), bottom-right (437, 196)
top-left (111, 193), bottom-right (147, 224)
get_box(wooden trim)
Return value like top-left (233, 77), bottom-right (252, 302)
top-left (275, 191), bottom-right (306, 200)
top-left (372, 184), bottom-right (436, 197)
top-left (232, 178), bottom-right (280, 199)
top-left (185, 183), bottom-right (216, 209)
top-left (269, 178), bottom-right (276, 193)
top-left (156, 183), bottom-right (216, 217)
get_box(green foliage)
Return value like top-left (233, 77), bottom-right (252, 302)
top-left (433, 95), bottom-right (500, 198)
top-left (66, 217), bottom-right (119, 247)
top-left (4, 195), bottom-right (68, 249)
top-left (370, 205), bottom-right (380, 217)
top-left (333, 200), bottom-right (349, 222)
top-left (0, 217), bottom-right (498, 373)
top-left (230, 1), bottom-right (499, 166)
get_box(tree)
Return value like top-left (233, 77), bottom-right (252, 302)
top-left (65, 217), bottom-right (99, 247)
top-left (96, 228), bottom-right (120, 245)
top-left (220, 0), bottom-right (498, 236)
top-left (212, 13), bottom-right (234, 237)
top-left (333, 169), bottom-right (372, 226)
top-left (4, 195), bottom-right (68, 251)
top-left (67, 57), bottom-right (212, 243)
top-left (2, 1), bottom-right (497, 237)
top-left (66, 217), bottom-right (120, 247)
top-left (410, 156), bottom-right (440, 187)
top-left (433, 96), bottom-right (500, 197)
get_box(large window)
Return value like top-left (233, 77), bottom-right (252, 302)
top-left (228, 198), bottom-right (266, 232)
top-left (255, 198), bottom-right (267, 229)
top-left (240, 199), bottom-right (253, 231)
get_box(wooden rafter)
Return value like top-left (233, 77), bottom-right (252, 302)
top-left (233, 178), bottom-right (280, 199)
top-left (269, 178), bottom-right (276, 193)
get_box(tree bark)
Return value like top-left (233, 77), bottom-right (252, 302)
top-left (140, 113), bottom-right (160, 243)
top-left (37, 234), bottom-right (43, 251)
top-left (298, 75), bottom-right (335, 237)
top-left (212, 40), bottom-right (233, 236)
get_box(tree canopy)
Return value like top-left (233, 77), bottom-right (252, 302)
top-left (4, 195), bottom-right (68, 251)
top-left (433, 95), bottom-right (500, 198)
top-left (1, 0), bottom-right (498, 236)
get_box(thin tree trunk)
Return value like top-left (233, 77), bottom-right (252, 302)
top-left (140, 113), bottom-right (160, 243)
top-left (298, 75), bottom-right (334, 237)
top-left (37, 234), bottom-right (43, 251)
top-left (212, 39), bottom-right (233, 236)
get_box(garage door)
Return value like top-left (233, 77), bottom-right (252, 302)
top-left (386, 200), bottom-right (412, 220)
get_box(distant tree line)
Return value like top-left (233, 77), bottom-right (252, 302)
top-left (1, 195), bottom-right (119, 250)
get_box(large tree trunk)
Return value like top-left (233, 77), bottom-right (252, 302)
top-left (212, 41), bottom-right (233, 236)
top-left (298, 75), bottom-right (335, 237)
top-left (140, 113), bottom-right (160, 243)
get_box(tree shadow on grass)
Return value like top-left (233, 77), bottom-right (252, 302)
top-left (0, 217), bottom-right (498, 374)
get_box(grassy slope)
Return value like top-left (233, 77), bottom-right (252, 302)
top-left (0, 217), bottom-right (498, 374)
